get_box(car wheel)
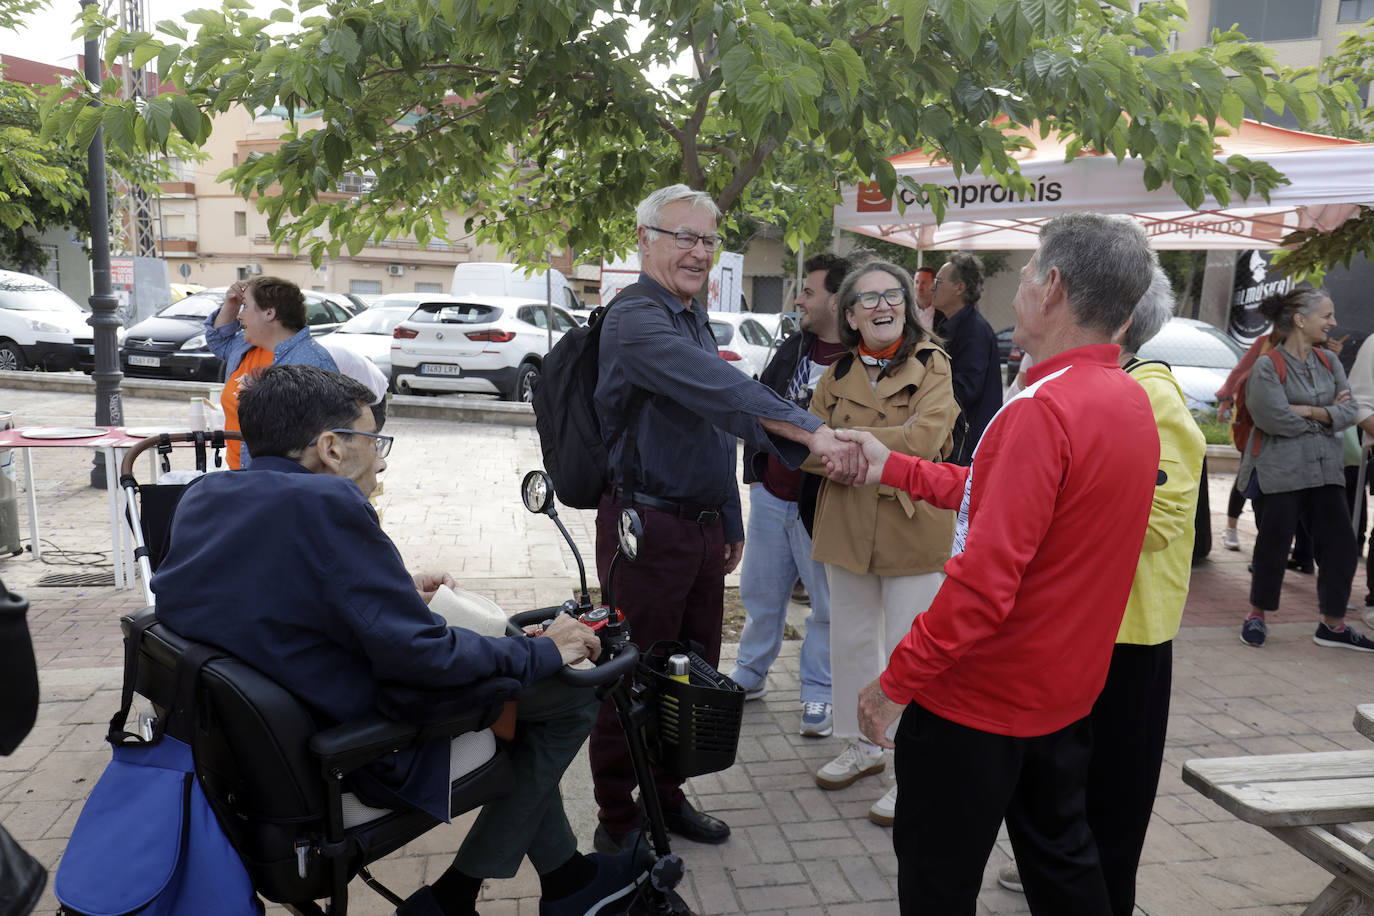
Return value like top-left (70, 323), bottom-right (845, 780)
top-left (0, 339), bottom-right (27, 371)
top-left (508, 362), bottom-right (538, 403)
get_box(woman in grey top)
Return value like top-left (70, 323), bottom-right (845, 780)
top-left (1239, 288), bottom-right (1374, 652)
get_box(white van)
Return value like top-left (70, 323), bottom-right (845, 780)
top-left (0, 269), bottom-right (96, 371)
top-left (450, 262), bottom-right (584, 312)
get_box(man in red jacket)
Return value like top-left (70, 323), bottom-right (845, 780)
top-left (834, 212), bottom-right (1161, 914)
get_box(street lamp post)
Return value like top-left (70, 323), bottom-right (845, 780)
top-left (82, 0), bottom-right (124, 488)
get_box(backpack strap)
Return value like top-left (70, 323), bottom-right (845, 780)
top-left (598, 282), bottom-right (659, 501)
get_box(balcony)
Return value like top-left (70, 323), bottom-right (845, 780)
top-left (158, 234), bottom-right (197, 254)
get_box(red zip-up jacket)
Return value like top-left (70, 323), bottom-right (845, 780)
top-left (877, 344), bottom-right (1159, 737)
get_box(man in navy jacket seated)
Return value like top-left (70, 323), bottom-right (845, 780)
top-left (153, 363), bottom-right (646, 916)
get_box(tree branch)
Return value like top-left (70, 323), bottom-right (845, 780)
top-left (716, 136), bottom-right (778, 212)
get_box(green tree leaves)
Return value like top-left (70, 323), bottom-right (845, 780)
top-left (37, 0), bottom-right (1366, 269)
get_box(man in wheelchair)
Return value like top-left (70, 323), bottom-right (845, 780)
top-left (151, 364), bottom-right (649, 916)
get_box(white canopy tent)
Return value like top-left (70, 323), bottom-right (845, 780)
top-left (834, 120), bottom-right (1374, 251)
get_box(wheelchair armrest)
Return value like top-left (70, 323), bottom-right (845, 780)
top-left (309, 715), bottom-right (422, 776)
top-left (311, 676), bottom-right (524, 775)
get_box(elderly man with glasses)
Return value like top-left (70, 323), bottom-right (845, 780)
top-left (590, 184), bottom-right (866, 853)
top-left (153, 364), bottom-right (652, 916)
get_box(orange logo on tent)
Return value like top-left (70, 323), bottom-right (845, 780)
top-left (856, 182), bottom-right (893, 212)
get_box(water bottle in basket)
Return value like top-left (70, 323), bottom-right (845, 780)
top-left (637, 642), bottom-right (745, 779)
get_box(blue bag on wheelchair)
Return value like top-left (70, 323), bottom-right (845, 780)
top-left (55, 629), bottom-right (260, 916)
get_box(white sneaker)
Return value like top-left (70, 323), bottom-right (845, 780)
top-left (815, 741), bottom-right (885, 790)
top-left (997, 861), bottom-right (1024, 893)
top-left (1222, 528), bottom-right (1240, 551)
top-left (868, 784), bottom-right (897, 826)
top-left (1364, 606), bottom-right (1374, 629)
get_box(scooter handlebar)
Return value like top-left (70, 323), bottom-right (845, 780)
top-left (555, 641), bottom-right (638, 687)
top-left (505, 609), bottom-right (640, 687)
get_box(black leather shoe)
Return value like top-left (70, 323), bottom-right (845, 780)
top-left (662, 799), bottom-right (730, 844)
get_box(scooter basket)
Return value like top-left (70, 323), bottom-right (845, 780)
top-left (635, 644), bottom-right (744, 778)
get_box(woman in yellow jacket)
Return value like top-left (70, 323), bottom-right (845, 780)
top-left (802, 259), bottom-right (959, 827)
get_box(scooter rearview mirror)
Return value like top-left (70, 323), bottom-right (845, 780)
top-left (521, 470), bottom-right (555, 515)
top-left (617, 509), bottom-right (643, 561)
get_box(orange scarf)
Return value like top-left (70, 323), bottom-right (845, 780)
top-left (858, 339), bottom-right (901, 361)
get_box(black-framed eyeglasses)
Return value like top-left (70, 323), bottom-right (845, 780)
top-left (646, 226), bottom-right (722, 252)
top-left (308, 428), bottom-right (393, 458)
top-left (856, 288), bottom-right (906, 309)
top-left (930, 278), bottom-right (942, 290)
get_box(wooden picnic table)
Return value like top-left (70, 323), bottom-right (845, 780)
top-left (1182, 707), bottom-right (1374, 915)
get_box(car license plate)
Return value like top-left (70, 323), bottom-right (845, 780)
top-left (420, 363), bottom-right (460, 376)
top-left (128, 355), bottom-right (161, 367)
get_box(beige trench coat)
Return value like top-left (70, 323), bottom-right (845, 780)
top-left (802, 341), bottom-right (959, 577)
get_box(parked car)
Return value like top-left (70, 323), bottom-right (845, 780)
top-left (120, 288), bottom-right (355, 381)
top-left (1135, 317), bottom-right (1244, 415)
top-left (994, 328), bottom-right (1024, 387)
top-left (388, 295), bottom-right (579, 401)
top-left (751, 312), bottom-right (800, 346)
top-left (319, 305), bottom-right (413, 379)
top-left (0, 269), bottom-right (95, 371)
top-left (320, 291), bottom-right (367, 317)
top-left (708, 312), bottom-right (775, 379)
top-left (168, 283), bottom-right (205, 302)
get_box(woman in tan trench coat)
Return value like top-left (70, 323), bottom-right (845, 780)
top-left (802, 258), bottom-right (959, 827)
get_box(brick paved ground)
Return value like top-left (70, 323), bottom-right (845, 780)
top-left (1, 384), bottom-right (1371, 915)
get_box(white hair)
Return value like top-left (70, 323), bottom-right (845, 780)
top-left (1120, 262), bottom-right (1175, 355)
top-left (636, 185), bottom-right (721, 234)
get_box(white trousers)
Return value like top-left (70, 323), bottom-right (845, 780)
top-left (825, 564), bottom-right (943, 741)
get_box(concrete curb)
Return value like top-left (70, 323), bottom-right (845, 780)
top-left (0, 370), bottom-right (535, 426)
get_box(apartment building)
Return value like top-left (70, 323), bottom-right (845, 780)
top-left (159, 106), bottom-right (583, 299)
top-left (1175, 0), bottom-right (1371, 73)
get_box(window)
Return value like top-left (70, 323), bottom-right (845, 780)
top-left (233, 211), bottom-right (247, 237)
top-left (1211, 0), bottom-right (1319, 41)
top-left (349, 279), bottom-right (382, 295)
top-left (1339, 0), bottom-right (1374, 21)
top-left (414, 282), bottom-right (443, 293)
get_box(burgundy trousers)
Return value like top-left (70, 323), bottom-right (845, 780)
top-left (590, 492), bottom-right (725, 833)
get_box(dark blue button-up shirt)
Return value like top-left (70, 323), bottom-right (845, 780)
top-left (595, 274), bottom-right (821, 542)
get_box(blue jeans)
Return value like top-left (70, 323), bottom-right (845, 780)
top-left (732, 485), bottom-right (831, 704)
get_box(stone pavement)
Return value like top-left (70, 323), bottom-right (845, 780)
top-left (1, 384), bottom-right (1372, 915)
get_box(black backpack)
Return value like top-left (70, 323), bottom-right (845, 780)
top-left (532, 284), bottom-right (649, 509)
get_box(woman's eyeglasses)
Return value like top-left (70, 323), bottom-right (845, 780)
top-left (856, 288), bottom-right (906, 309)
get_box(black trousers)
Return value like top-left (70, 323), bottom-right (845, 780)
top-left (1085, 641), bottom-right (1173, 916)
top-left (1250, 484), bottom-right (1355, 617)
top-left (892, 704), bottom-right (1110, 915)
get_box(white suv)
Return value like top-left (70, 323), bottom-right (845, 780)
top-left (0, 270), bottom-right (96, 371)
top-left (389, 295), bottom-right (579, 401)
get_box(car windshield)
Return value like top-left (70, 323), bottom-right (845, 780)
top-left (0, 279), bottom-right (87, 313)
top-left (337, 308), bottom-right (410, 334)
top-left (1138, 322), bottom-right (1244, 370)
top-left (159, 294), bottom-right (222, 320)
top-left (708, 321), bottom-right (735, 345)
